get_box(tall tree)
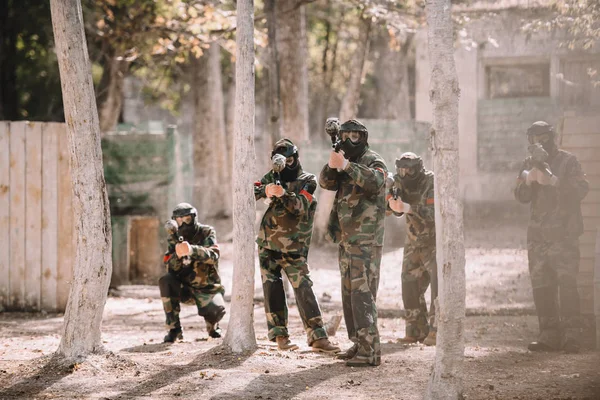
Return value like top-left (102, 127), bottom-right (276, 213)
top-left (223, 0), bottom-right (257, 353)
top-left (50, 0), bottom-right (112, 361)
top-left (339, 11), bottom-right (372, 121)
top-left (424, 0), bottom-right (465, 399)
top-left (265, 0), bottom-right (283, 146)
top-left (276, 0), bottom-right (309, 143)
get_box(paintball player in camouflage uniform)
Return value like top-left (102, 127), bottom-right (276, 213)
top-left (319, 119), bottom-right (387, 367)
top-left (514, 121), bottom-right (589, 353)
top-left (387, 152), bottom-right (437, 346)
top-left (159, 203), bottom-right (226, 343)
top-left (254, 138), bottom-right (340, 353)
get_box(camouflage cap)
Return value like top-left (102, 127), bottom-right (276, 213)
top-left (172, 202), bottom-right (197, 218)
top-left (339, 119), bottom-right (368, 133)
top-left (272, 138), bottom-right (298, 158)
top-left (527, 121), bottom-right (554, 137)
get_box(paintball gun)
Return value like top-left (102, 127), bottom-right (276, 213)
top-left (164, 219), bottom-right (191, 266)
top-left (271, 153), bottom-right (286, 186)
top-left (386, 172), bottom-right (399, 200)
top-left (325, 117), bottom-right (342, 152)
top-left (527, 143), bottom-right (553, 177)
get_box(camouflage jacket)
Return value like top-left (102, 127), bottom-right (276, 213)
top-left (514, 149), bottom-right (588, 241)
top-left (319, 147), bottom-right (387, 246)
top-left (388, 170), bottom-right (436, 245)
top-left (164, 222), bottom-right (223, 294)
top-left (254, 168), bottom-right (317, 255)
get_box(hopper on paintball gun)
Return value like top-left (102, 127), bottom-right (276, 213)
top-left (325, 117), bottom-right (342, 152)
top-left (271, 153), bottom-right (286, 186)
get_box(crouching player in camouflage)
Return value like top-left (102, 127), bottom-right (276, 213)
top-left (159, 202), bottom-right (226, 343)
top-left (319, 119), bottom-right (387, 367)
top-left (387, 152), bottom-right (437, 346)
top-left (254, 138), bottom-right (340, 353)
top-left (515, 121), bottom-right (589, 353)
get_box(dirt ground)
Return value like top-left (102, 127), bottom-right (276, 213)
top-left (1, 221), bottom-right (599, 400)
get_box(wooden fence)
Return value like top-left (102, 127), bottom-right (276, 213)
top-left (0, 121), bottom-right (74, 312)
top-left (560, 114), bottom-right (600, 316)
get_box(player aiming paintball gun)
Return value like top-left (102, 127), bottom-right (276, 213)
top-left (520, 143), bottom-right (558, 185)
top-left (164, 219), bottom-right (191, 266)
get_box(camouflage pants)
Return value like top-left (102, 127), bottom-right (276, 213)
top-left (402, 241), bottom-right (437, 337)
top-left (158, 272), bottom-right (226, 333)
top-left (338, 243), bottom-right (381, 365)
top-left (258, 247), bottom-right (327, 345)
top-left (527, 235), bottom-right (581, 346)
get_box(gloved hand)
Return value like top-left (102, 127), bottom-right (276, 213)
top-left (265, 183), bottom-right (285, 198)
top-left (328, 151), bottom-right (348, 170)
top-left (537, 170), bottom-right (559, 186)
top-left (175, 241), bottom-right (192, 258)
top-left (389, 198), bottom-right (410, 214)
top-left (524, 168), bottom-right (540, 186)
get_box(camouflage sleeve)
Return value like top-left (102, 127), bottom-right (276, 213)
top-left (514, 159), bottom-right (532, 204)
top-left (560, 155), bottom-right (589, 202)
top-left (254, 172), bottom-right (274, 200)
top-left (280, 176), bottom-right (317, 216)
top-left (319, 164), bottom-right (340, 191)
top-left (344, 159), bottom-right (387, 194)
top-left (190, 226), bottom-right (220, 265)
top-left (413, 184), bottom-right (435, 222)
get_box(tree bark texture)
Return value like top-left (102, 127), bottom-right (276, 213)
top-left (373, 28), bottom-right (412, 120)
top-left (339, 14), bottom-right (372, 122)
top-left (97, 49), bottom-right (129, 133)
top-left (276, 0), bottom-right (309, 144)
top-left (424, 0), bottom-right (466, 399)
top-left (223, 0), bottom-right (257, 353)
top-left (0, 0), bottom-right (18, 120)
top-left (50, 0), bottom-right (112, 361)
top-left (265, 0), bottom-right (282, 147)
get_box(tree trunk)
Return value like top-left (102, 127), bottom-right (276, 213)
top-left (0, 0), bottom-right (18, 120)
top-left (223, 0), bottom-right (257, 353)
top-left (265, 0), bottom-right (282, 146)
top-left (50, 0), bottom-right (112, 362)
top-left (424, 0), bottom-right (465, 399)
top-left (97, 49), bottom-right (129, 133)
top-left (207, 43), bottom-right (231, 219)
top-left (339, 13), bottom-right (372, 122)
top-left (276, 0), bottom-right (309, 144)
top-left (373, 28), bottom-right (412, 120)
top-left (191, 53), bottom-right (211, 220)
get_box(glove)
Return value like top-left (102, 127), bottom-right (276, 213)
top-left (328, 151), bottom-right (348, 170)
top-left (537, 171), bottom-right (559, 186)
top-left (388, 198), bottom-right (411, 214)
top-left (265, 183), bottom-right (285, 198)
top-left (524, 168), bottom-right (540, 186)
top-left (175, 241), bottom-right (192, 258)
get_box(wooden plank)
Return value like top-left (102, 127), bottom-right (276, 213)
top-left (581, 189), bottom-right (600, 204)
top-left (579, 244), bottom-right (595, 259)
top-left (562, 116), bottom-right (600, 135)
top-left (579, 161), bottom-right (600, 176)
top-left (0, 122), bottom-right (10, 309)
top-left (579, 258), bottom-right (594, 275)
top-left (57, 124), bottom-right (74, 311)
top-left (9, 122), bottom-right (26, 310)
top-left (582, 203), bottom-right (600, 218)
top-left (24, 122), bottom-right (43, 310)
top-left (129, 217), bottom-right (161, 284)
top-left (41, 123), bottom-right (59, 311)
top-left (584, 176), bottom-right (600, 191)
top-left (566, 148), bottom-right (600, 162)
top-left (580, 230), bottom-right (597, 245)
top-left (584, 218), bottom-right (600, 238)
top-left (561, 133), bottom-right (600, 148)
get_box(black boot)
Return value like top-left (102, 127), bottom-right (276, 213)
top-left (208, 326), bottom-right (222, 339)
top-left (164, 328), bottom-right (183, 343)
top-left (529, 286), bottom-right (560, 351)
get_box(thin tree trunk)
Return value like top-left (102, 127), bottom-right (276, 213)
top-left (0, 0), bottom-right (18, 120)
top-left (50, 0), bottom-right (112, 361)
top-left (207, 43), bottom-right (231, 218)
top-left (191, 54), bottom-right (211, 220)
top-left (223, 0), bottom-right (257, 353)
top-left (424, 0), bottom-right (465, 398)
top-left (276, 0), bottom-right (309, 144)
top-left (97, 51), bottom-right (129, 133)
top-left (339, 13), bottom-right (372, 122)
top-left (373, 28), bottom-right (412, 120)
top-left (265, 0), bottom-right (282, 146)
